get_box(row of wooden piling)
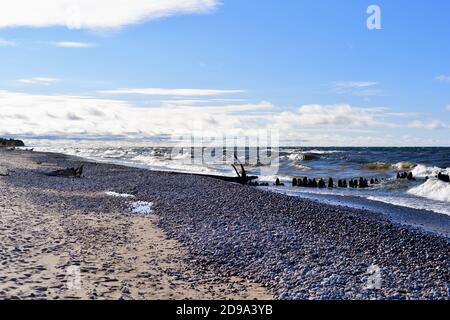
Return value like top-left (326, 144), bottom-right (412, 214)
top-left (291, 176), bottom-right (381, 189)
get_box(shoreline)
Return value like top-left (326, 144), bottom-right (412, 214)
top-left (270, 187), bottom-right (450, 239)
top-left (1, 148), bottom-right (449, 300)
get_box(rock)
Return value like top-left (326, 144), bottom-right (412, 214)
top-left (437, 172), bottom-right (450, 183)
top-left (0, 138), bottom-right (25, 147)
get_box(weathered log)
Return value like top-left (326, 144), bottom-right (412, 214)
top-left (46, 165), bottom-right (84, 178)
top-left (178, 155), bottom-right (258, 185)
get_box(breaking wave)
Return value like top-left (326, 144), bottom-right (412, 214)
top-left (408, 178), bottom-right (450, 202)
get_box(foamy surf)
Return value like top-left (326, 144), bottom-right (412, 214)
top-left (411, 165), bottom-right (450, 178)
top-left (408, 179), bottom-right (450, 203)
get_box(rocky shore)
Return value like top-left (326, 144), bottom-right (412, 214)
top-left (1, 149), bottom-right (448, 300)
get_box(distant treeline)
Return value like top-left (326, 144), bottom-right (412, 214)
top-left (0, 138), bottom-right (25, 147)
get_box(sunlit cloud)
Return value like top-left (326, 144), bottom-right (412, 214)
top-left (0, 0), bottom-right (220, 30)
top-left (51, 41), bottom-right (94, 48)
top-left (17, 77), bottom-right (60, 85)
top-left (0, 90), bottom-right (446, 145)
top-left (408, 120), bottom-right (449, 130)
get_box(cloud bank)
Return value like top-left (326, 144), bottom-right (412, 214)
top-left (0, 0), bottom-right (219, 30)
top-left (0, 90), bottom-right (447, 146)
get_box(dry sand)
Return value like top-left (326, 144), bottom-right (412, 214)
top-left (0, 149), bottom-right (272, 300)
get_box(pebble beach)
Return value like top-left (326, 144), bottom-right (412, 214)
top-left (0, 148), bottom-right (448, 300)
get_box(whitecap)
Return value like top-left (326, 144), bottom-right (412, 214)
top-left (407, 178), bottom-right (450, 202)
top-left (411, 165), bottom-right (450, 178)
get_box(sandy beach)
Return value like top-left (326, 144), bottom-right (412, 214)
top-left (0, 148), bottom-right (448, 300)
top-left (0, 149), bottom-right (271, 300)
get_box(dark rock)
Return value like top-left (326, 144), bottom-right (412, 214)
top-left (437, 172), bottom-right (450, 183)
top-left (0, 138), bottom-right (25, 147)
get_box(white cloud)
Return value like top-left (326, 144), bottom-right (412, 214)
top-left (17, 77), bottom-right (60, 85)
top-left (1, 91), bottom-right (447, 145)
top-left (0, 90), bottom-right (265, 139)
top-left (333, 81), bottom-right (382, 97)
top-left (0, 38), bottom-right (16, 46)
top-left (408, 120), bottom-right (449, 130)
top-left (51, 41), bottom-right (94, 48)
top-left (436, 75), bottom-right (450, 83)
top-left (100, 88), bottom-right (245, 96)
top-left (334, 81), bottom-right (377, 88)
top-left (274, 104), bottom-right (388, 127)
top-left (0, 0), bottom-right (220, 30)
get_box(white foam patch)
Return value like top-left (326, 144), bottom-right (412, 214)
top-left (129, 201), bottom-right (154, 214)
top-left (105, 191), bottom-right (135, 198)
top-left (407, 179), bottom-right (450, 203)
top-left (411, 165), bottom-right (450, 178)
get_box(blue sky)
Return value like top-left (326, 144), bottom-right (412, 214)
top-left (0, 0), bottom-right (449, 146)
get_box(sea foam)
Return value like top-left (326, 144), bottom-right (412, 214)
top-left (411, 165), bottom-right (450, 178)
top-left (407, 179), bottom-right (450, 203)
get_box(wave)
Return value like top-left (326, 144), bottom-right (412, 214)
top-left (292, 163), bottom-right (313, 170)
top-left (362, 162), bottom-right (392, 170)
top-left (407, 178), bottom-right (450, 202)
top-left (286, 153), bottom-right (319, 161)
top-left (411, 164), bottom-right (450, 178)
top-left (367, 195), bottom-right (450, 216)
top-left (303, 149), bottom-right (343, 154)
top-left (392, 162), bottom-right (418, 170)
top-left (362, 161), bottom-right (418, 171)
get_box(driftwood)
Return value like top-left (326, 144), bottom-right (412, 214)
top-left (45, 165), bottom-right (84, 178)
top-left (174, 155), bottom-right (258, 185)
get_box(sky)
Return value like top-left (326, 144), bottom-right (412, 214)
top-left (0, 0), bottom-right (449, 146)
